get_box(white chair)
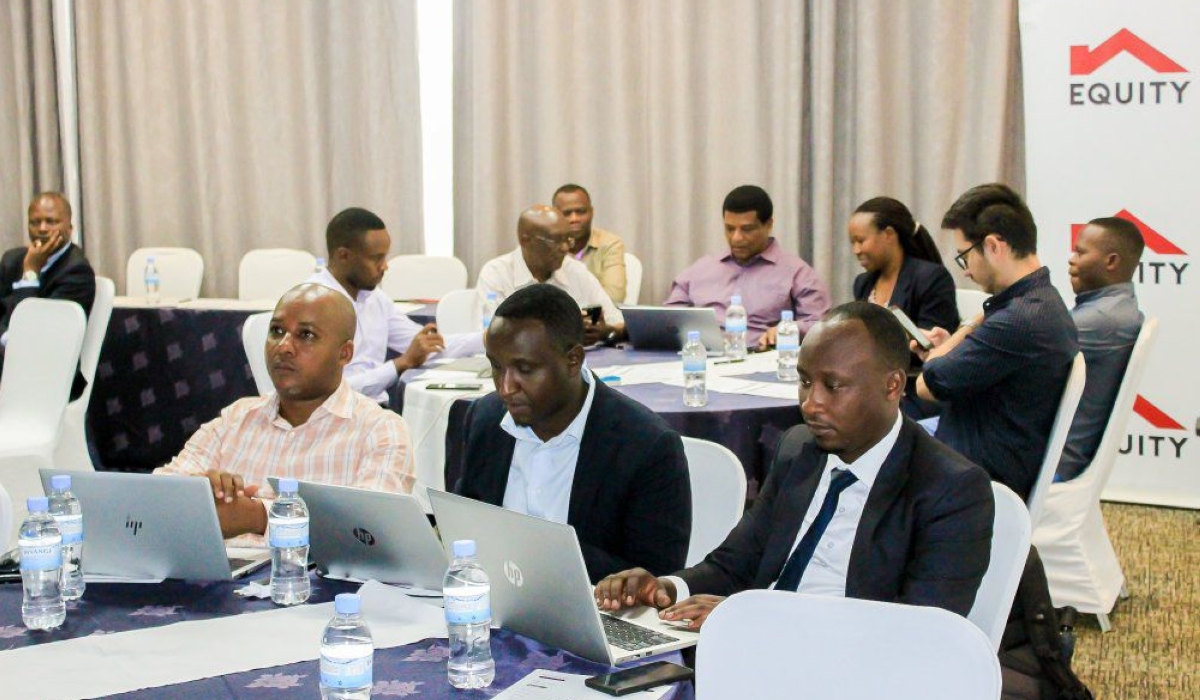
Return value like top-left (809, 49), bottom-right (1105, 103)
top-left (238, 248), bottom-right (317, 302)
top-left (1026, 353), bottom-right (1086, 528)
top-left (623, 252), bottom-right (643, 305)
top-left (0, 299), bottom-right (87, 546)
top-left (436, 289), bottom-right (481, 335)
top-left (380, 255), bottom-right (469, 301)
top-left (242, 312), bottom-right (274, 396)
top-left (697, 590), bottom-right (1001, 700)
top-left (1034, 318), bottom-right (1158, 632)
top-left (126, 247), bottom-right (204, 299)
top-left (0, 481), bottom-right (10, 551)
top-left (968, 482), bottom-right (1031, 650)
top-left (681, 437), bottom-right (746, 567)
top-left (403, 381), bottom-right (491, 512)
top-left (52, 276), bottom-right (116, 471)
top-left (955, 288), bottom-right (989, 320)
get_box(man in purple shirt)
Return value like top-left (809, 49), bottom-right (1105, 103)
top-left (664, 185), bottom-right (831, 347)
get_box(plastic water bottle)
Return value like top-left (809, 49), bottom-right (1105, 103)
top-left (320, 593), bottom-right (374, 700)
top-left (48, 475), bottom-right (85, 601)
top-left (19, 497), bottom-right (66, 630)
top-left (315, 256), bottom-right (326, 273)
top-left (144, 256), bottom-right (161, 304)
top-left (724, 295), bottom-right (747, 359)
top-left (776, 310), bottom-right (800, 382)
top-left (444, 539), bottom-right (495, 689)
top-left (268, 478), bottom-right (310, 605)
top-left (482, 292), bottom-right (499, 331)
top-left (682, 330), bottom-right (708, 407)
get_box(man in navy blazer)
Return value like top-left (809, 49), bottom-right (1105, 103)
top-left (596, 302), bottom-right (993, 626)
top-left (453, 283), bottom-right (691, 582)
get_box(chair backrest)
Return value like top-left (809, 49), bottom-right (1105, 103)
top-left (381, 255), bottom-right (469, 301)
top-left (0, 299), bottom-right (87, 441)
top-left (242, 312), bottom-right (274, 396)
top-left (623, 252), bottom-right (643, 305)
top-left (78, 277), bottom-right (116, 386)
top-left (955, 288), bottom-right (989, 320)
top-left (697, 591), bottom-right (1001, 700)
top-left (968, 482), bottom-right (1031, 650)
top-left (681, 437), bottom-right (747, 567)
top-left (238, 248), bottom-right (317, 302)
top-left (0, 481), bottom-right (10, 551)
top-left (126, 247), bottom-right (204, 299)
top-left (436, 289), bottom-right (481, 335)
top-left (1027, 353), bottom-right (1086, 527)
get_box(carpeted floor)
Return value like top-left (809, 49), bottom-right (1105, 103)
top-left (1068, 502), bottom-right (1198, 699)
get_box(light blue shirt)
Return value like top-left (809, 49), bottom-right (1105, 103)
top-left (500, 369), bottom-right (597, 524)
top-left (2, 242), bottom-right (71, 346)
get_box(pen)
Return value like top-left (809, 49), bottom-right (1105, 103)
top-left (711, 358), bottom-right (746, 365)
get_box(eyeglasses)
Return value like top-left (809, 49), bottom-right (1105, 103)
top-left (954, 240), bottom-right (984, 270)
top-left (533, 233), bottom-right (577, 248)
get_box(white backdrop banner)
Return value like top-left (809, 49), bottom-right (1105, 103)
top-left (1021, 0), bottom-right (1198, 508)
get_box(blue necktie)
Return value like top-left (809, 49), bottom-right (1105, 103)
top-left (774, 467), bottom-right (859, 592)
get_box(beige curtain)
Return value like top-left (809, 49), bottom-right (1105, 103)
top-left (454, 0), bottom-right (1024, 303)
top-left (0, 0), bottom-right (62, 239)
top-left (74, 0), bottom-right (425, 298)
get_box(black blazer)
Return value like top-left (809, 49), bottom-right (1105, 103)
top-left (0, 243), bottom-right (96, 400)
top-left (679, 418), bottom-right (994, 617)
top-left (853, 256), bottom-right (960, 332)
top-left (454, 378), bottom-right (692, 583)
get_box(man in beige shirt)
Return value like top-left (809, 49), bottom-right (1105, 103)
top-left (552, 184), bottom-right (628, 304)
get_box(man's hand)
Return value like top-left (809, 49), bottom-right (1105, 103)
top-left (395, 323), bottom-right (445, 373)
top-left (660, 594), bottom-right (727, 631)
top-left (910, 326), bottom-right (951, 361)
top-left (583, 319), bottom-right (612, 345)
top-left (595, 568), bottom-right (677, 611)
top-left (23, 232), bottom-right (64, 274)
top-left (203, 470), bottom-right (266, 538)
top-left (757, 326), bottom-right (779, 350)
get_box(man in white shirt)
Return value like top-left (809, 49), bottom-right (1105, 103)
top-left (476, 205), bottom-right (624, 345)
top-left (308, 208), bottom-right (481, 402)
top-left (595, 302), bottom-right (994, 625)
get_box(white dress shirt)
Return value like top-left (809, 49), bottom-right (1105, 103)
top-left (475, 249), bottom-right (625, 327)
top-left (499, 370), bottom-right (597, 524)
top-left (307, 269), bottom-right (483, 402)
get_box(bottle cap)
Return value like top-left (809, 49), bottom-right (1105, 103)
top-left (686, 330), bottom-right (701, 341)
top-left (50, 475), bottom-right (71, 491)
top-left (731, 295), bottom-right (742, 305)
top-left (27, 496), bottom-right (49, 513)
top-left (486, 291), bottom-right (498, 301)
top-left (146, 256), bottom-right (156, 263)
top-left (278, 478), bottom-right (299, 494)
top-left (334, 593), bottom-right (361, 615)
top-left (452, 539), bottom-right (477, 558)
top-left (781, 310), bottom-right (794, 322)
top-left (316, 257), bottom-right (326, 267)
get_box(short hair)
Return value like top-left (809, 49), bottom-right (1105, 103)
top-left (723, 185), bottom-right (773, 224)
top-left (941, 183), bottom-right (1038, 257)
top-left (493, 284), bottom-right (584, 351)
top-left (1088, 216), bottom-right (1145, 266)
top-left (31, 191), bottom-right (72, 219)
top-left (552, 183), bottom-right (591, 205)
top-left (822, 302), bottom-right (910, 373)
top-left (854, 196), bottom-right (943, 265)
top-left (326, 207), bottom-right (386, 255)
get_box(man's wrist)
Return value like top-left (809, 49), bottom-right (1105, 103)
top-left (959, 319), bottom-right (979, 332)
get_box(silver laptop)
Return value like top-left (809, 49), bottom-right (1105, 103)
top-left (38, 470), bottom-right (269, 580)
top-left (622, 306), bottom-right (726, 353)
top-left (428, 490), bottom-right (697, 665)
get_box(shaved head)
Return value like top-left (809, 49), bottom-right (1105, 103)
top-left (275, 283), bottom-right (357, 342)
top-left (518, 205), bottom-right (565, 239)
top-left (517, 205), bottom-right (572, 282)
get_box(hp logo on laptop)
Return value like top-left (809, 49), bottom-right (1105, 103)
top-left (503, 559), bottom-right (524, 588)
top-left (125, 516), bottom-right (143, 536)
top-left (353, 528), bottom-right (376, 546)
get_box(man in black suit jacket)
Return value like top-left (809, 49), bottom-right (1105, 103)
top-left (0, 193), bottom-right (96, 399)
top-left (596, 302), bottom-right (994, 626)
top-left (454, 284), bottom-right (691, 582)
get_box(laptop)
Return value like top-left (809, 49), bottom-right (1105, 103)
top-left (38, 470), bottom-right (269, 580)
top-left (428, 490), bottom-right (698, 665)
top-left (622, 306), bottom-right (726, 353)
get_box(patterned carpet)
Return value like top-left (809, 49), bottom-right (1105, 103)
top-left (1069, 503), bottom-right (1198, 699)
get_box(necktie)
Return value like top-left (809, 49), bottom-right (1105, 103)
top-left (774, 467), bottom-right (859, 592)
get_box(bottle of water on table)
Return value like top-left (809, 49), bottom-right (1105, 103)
top-left (724, 295), bottom-right (747, 359)
top-left (315, 256), bottom-right (326, 273)
top-left (48, 474), bottom-right (86, 601)
top-left (20, 497), bottom-right (66, 630)
top-left (682, 330), bottom-right (708, 407)
top-left (268, 478), bottom-right (310, 605)
top-left (482, 291), bottom-right (499, 331)
top-left (444, 539), bottom-right (495, 689)
top-left (776, 310), bottom-right (800, 382)
top-left (320, 593), bottom-right (374, 700)
top-left (144, 255), bottom-right (161, 304)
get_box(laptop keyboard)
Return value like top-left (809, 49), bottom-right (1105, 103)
top-left (602, 614), bottom-right (679, 651)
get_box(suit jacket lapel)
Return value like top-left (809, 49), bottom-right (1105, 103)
top-left (845, 419), bottom-right (915, 596)
top-left (892, 256), bottom-right (918, 311)
top-left (759, 443), bottom-right (827, 584)
top-left (567, 375), bottom-right (610, 525)
top-left (481, 428), bottom-right (517, 505)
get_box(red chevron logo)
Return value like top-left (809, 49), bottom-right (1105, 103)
top-left (1070, 210), bottom-right (1186, 256)
top-left (1133, 395), bottom-right (1185, 431)
top-left (1070, 29), bottom-right (1187, 75)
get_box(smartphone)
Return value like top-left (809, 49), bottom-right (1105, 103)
top-left (890, 307), bottom-right (934, 350)
top-left (585, 661), bottom-right (695, 696)
top-left (425, 382), bottom-right (483, 391)
top-left (581, 305), bottom-right (603, 324)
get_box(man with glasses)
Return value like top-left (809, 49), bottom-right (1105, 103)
top-left (476, 205), bottom-right (624, 345)
top-left (911, 183), bottom-right (1077, 500)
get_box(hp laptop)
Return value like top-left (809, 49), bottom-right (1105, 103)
top-left (428, 490), bottom-right (698, 665)
top-left (38, 470), bottom-right (269, 580)
top-left (622, 306), bottom-right (726, 353)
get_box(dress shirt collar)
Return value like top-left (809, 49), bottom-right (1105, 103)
top-left (256, 380), bottom-right (358, 428)
top-left (823, 412), bottom-right (904, 490)
top-left (718, 237), bottom-right (782, 266)
top-left (984, 266), bottom-right (1051, 314)
top-left (311, 267), bottom-right (373, 304)
top-left (500, 368), bottom-right (596, 447)
top-left (42, 241), bottom-right (71, 273)
top-left (508, 247), bottom-right (572, 289)
top-left (1075, 281), bottom-right (1136, 306)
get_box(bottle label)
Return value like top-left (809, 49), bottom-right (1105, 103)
top-left (268, 516), bottom-right (309, 548)
top-left (320, 649), bottom-right (373, 689)
top-left (53, 514), bottom-right (83, 544)
top-left (444, 587), bottom-right (491, 624)
top-left (20, 542), bottom-right (62, 571)
top-left (682, 359), bottom-right (706, 372)
top-left (777, 338), bottom-right (799, 351)
top-left (725, 319), bottom-right (747, 333)
top-left (145, 274), bottom-right (160, 285)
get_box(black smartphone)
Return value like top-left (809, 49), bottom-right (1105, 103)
top-left (425, 382), bottom-right (483, 391)
top-left (582, 305), bottom-right (603, 324)
top-left (889, 307), bottom-right (934, 350)
top-left (585, 661), bottom-right (695, 696)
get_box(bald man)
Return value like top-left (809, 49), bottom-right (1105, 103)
top-left (476, 205), bottom-right (624, 345)
top-left (155, 284), bottom-right (415, 539)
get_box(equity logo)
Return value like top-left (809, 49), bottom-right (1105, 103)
top-left (1071, 210), bottom-right (1187, 285)
top-left (1068, 29), bottom-right (1189, 106)
top-left (1121, 395), bottom-right (1188, 459)
top-left (503, 560), bottom-right (524, 588)
top-left (1070, 29), bottom-right (1186, 75)
top-left (125, 515), bottom-right (143, 536)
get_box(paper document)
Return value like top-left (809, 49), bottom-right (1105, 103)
top-left (497, 670), bottom-right (671, 700)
